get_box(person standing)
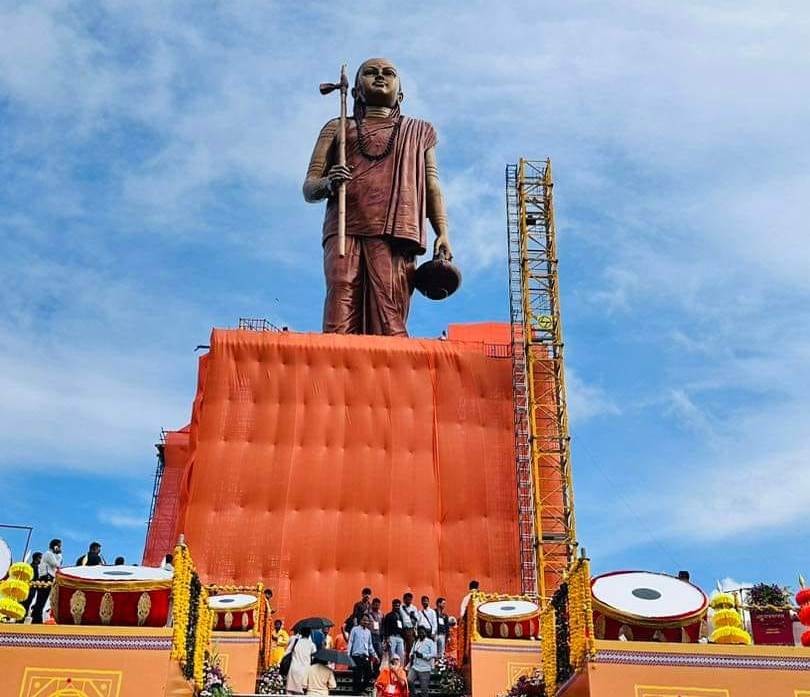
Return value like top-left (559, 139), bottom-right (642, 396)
top-left (270, 619), bottom-right (289, 665)
top-left (399, 592), bottom-right (419, 658)
top-left (407, 625), bottom-right (436, 697)
top-left (305, 653), bottom-right (338, 696)
top-left (348, 616), bottom-right (378, 694)
top-left (369, 596), bottom-right (384, 668)
top-left (32, 539), bottom-right (61, 624)
top-left (459, 580), bottom-right (479, 618)
top-left (375, 654), bottom-right (409, 697)
top-left (75, 542), bottom-right (105, 566)
top-left (20, 552), bottom-right (42, 620)
top-left (434, 597), bottom-right (449, 657)
top-left (383, 598), bottom-right (406, 664)
top-left (352, 587), bottom-right (373, 626)
top-left (284, 627), bottom-right (316, 695)
top-left (161, 553), bottom-right (174, 572)
top-left (416, 595), bottom-right (437, 640)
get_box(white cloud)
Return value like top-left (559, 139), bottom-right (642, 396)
top-left (567, 369), bottom-right (621, 424)
top-left (98, 510), bottom-right (146, 530)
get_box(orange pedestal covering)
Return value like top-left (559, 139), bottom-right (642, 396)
top-left (174, 328), bottom-right (521, 621)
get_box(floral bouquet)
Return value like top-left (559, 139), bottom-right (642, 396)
top-left (256, 665), bottom-right (286, 695)
top-left (499, 667), bottom-right (545, 697)
top-left (434, 655), bottom-right (467, 696)
top-left (198, 655), bottom-right (233, 697)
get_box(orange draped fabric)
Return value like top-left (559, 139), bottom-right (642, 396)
top-left (175, 328), bottom-right (520, 622)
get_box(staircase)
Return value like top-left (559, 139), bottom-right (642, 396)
top-left (236, 668), bottom-right (449, 697)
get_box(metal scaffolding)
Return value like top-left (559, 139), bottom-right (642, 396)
top-left (507, 158), bottom-right (577, 604)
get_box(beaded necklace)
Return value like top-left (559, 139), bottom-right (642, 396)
top-left (354, 115), bottom-right (403, 162)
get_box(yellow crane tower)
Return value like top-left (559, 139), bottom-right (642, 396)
top-left (506, 159), bottom-right (578, 605)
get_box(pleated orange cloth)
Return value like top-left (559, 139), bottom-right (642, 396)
top-left (175, 327), bottom-right (521, 622)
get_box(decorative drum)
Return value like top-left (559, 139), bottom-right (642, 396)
top-left (52, 565), bottom-right (172, 627)
top-left (477, 599), bottom-right (540, 639)
top-left (208, 593), bottom-right (258, 631)
top-left (0, 536), bottom-right (11, 579)
top-left (591, 570), bottom-right (708, 643)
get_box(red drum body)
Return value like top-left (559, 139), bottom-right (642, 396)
top-left (209, 593), bottom-right (258, 631)
top-left (477, 599), bottom-right (540, 640)
top-left (592, 571), bottom-right (708, 643)
top-left (53, 566), bottom-right (172, 627)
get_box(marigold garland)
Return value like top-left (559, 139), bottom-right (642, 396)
top-left (710, 625), bottom-right (752, 645)
top-left (566, 559), bottom-right (593, 668)
top-left (171, 544), bottom-right (192, 662)
top-left (802, 630), bottom-right (810, 648)
top-left (0, 579), bottom-right (29, 602)
top-left (711, 608), bottom-right (742, 628)
top-left (9, 562), bottom-right (34, 583)
top-left (541, 606), bottom-right (557, 697)
top-left (710, 593), bottom-right (735, 610)
top-left (0, 596), bottom-right (26, 621)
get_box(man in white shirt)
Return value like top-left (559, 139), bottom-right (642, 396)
top-left (32, 538), bottom-right (62, 623)
top-left (408, 625), bottom-right (436, 697)
top-left (417, 595), bottom-right (437, 639)
top-left (459, 579), bottom-right (479, 619)
top-left (434, 597), bottom-right (449, 657)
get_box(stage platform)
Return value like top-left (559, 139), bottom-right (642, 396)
top-left (0, 623), bottom-right (185, 697)
top-left (558, 639), bottom-right (810, 697)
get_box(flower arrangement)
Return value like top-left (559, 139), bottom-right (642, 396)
top-left (256, 665), bottom-right (286, 695)
top-left (745, 583), bottom-right (791, 609)
top-left (434, 655), bottom-right (467, 696)
top-left (709, 592), bottom-right (751, 645)
top-left (0, 561), bottom-right (33, 622)
top-left (198, 653), bottom-right (233, 697)
top-left (498, 666), bottom-right (545, 697)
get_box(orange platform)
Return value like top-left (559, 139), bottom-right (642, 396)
top-left (170, 326), bottom-right (521, 622)
top-left (558, 639), bottom-right (810, 697)
top-left (0, 624), bottom-right (186, 697)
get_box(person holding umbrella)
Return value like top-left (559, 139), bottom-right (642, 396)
top-left (283, 627), bottom-right (316, 694)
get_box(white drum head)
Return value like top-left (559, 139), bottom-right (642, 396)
top-left (592, 571), bottom-right (707, 620)
top-left (478, 599), bottom-right (539, 619)
top-left (59, 565), bottom-right (172, 582)
top-left (0, 537), bottom-right (11, 578)
top-left (208, 593), bottom-right (257, 611)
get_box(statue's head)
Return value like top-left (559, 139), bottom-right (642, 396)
top-left (352, 57), bottom-right (403, 117)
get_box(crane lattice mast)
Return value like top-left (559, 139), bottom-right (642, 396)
top-left (507, 158), bottom-right (578, 605)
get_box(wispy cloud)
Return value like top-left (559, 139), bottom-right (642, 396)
top-left (98, 510), bottom-right (147, 530)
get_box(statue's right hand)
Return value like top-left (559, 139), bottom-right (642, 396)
top-left (326, 164), bottom-right (352, 192)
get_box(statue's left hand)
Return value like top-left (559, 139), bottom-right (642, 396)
top-left (433, 234), bottom-right (453, 261)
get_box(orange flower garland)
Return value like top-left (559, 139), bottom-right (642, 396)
top-left (796, 576), bottom-right (810, 648)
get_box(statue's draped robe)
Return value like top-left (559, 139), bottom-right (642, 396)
top-left (321, 115), bottom-right (437, 336)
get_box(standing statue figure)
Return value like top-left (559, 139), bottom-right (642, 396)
top-left (304, 58), bottom-right (453, 336)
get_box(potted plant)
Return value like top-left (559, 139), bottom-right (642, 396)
top-left (745, 583), bottom-right (794, 646)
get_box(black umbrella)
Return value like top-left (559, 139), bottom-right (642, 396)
top-left (292, 616), bottom-right (335, 633)
top-left (314, 648), bottom-right (355, 667)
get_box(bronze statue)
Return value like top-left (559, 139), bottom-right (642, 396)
top-left (304, 58), bottom-right (453, 336)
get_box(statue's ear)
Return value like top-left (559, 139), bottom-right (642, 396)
top-left (398, 91), bottom-right (404, 104)
top-left (351, 87), bottom-right (358, 100)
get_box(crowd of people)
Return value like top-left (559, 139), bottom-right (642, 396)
top-left (276, 581), bottom-right (480, 697)
top-left (14, 538), bottom-right (174, 624)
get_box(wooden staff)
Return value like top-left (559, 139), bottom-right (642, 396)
top-left (320, 64), bottom-right (349, 257)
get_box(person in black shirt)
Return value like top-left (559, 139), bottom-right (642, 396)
top-left (20, 552), bottom-right (42, 620)
top-left (383, 597), bottom-right (406, 664)
top-left (76, 542), bottom-right (105, 566)
top-left (351, 586), bottom-right (372, 626)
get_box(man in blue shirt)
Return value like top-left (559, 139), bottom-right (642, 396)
top-left (408, 625), bottom-right (436, 697)
top-left (348, 616), bottom-right (378, 693)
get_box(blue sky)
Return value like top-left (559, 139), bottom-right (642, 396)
top-left (1, 2), bottom-right (808, 594)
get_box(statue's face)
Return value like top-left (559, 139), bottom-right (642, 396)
top-left (356, 58), bottom-right (400, 108)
